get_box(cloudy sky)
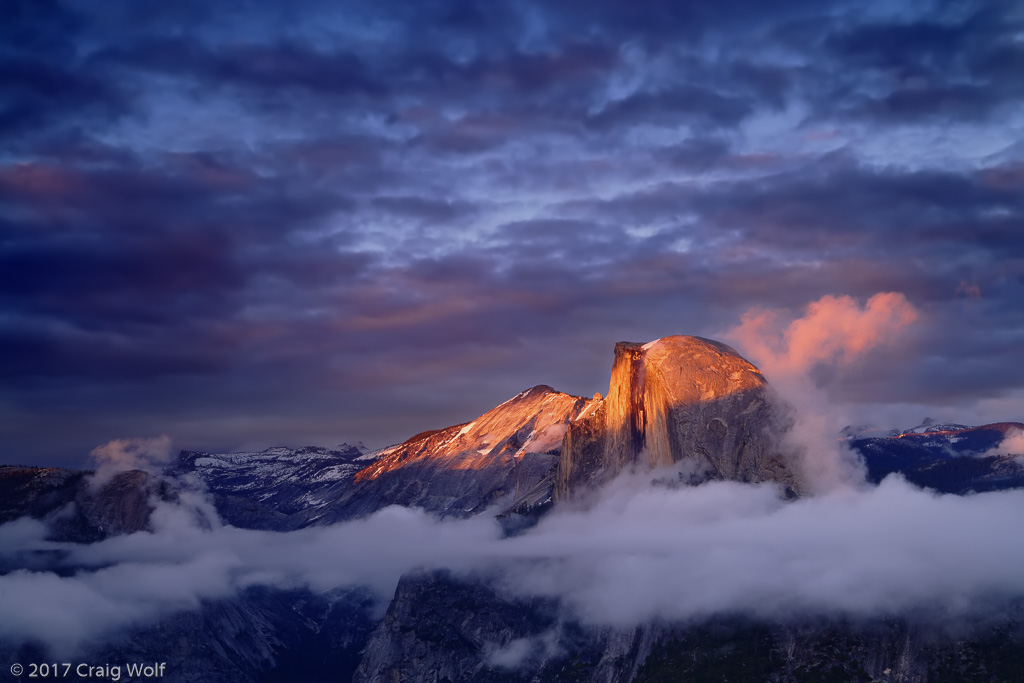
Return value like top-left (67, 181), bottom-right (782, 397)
top-left (2, 0), bottom-right (1023, 466)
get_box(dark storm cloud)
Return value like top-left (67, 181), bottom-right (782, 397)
top-left (0, 1), bottom-right (131, 143)
top-left (555, 155), bottom-right (1024, 266)
top-left (655, 137), bottom-right (733, 170)
top-left (689, 162), bottom-right (1024, 255)
top-left (369, 195), bottom-right (478, 224)
top-left (0, 57), bottom-right (127, 138)
top-left (1, 0), bottom-right (1022, 464)
top-left (585, 86), bottom-right (755, 131)
top-left (0, 144), bottom-right (370, 406)
top-left (538, 0), bottom-right (824, 40)
top-left (403, 41), bottom-right (619, 98)
top-left (816, 3), bottom-right (1024, 123)
top-left (0, 317), bottom-right (234, 381)
top-left (96, 38), bottom-right (384, 98)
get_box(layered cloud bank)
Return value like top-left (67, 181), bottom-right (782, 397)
top-left (3, 467), bottom-right (1024, 655)
top-left (4, 0), bottom-right (1024, 464)
top-left (497, 471), bottom-right (1024, 626)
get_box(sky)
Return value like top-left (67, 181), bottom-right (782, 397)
top-left (2, 0), bottom-right (1023, 467)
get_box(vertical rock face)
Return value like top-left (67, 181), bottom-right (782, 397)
top-left (353, 569), bottom-right (658, 683)
top-left (555, 336), bottom-right (798, 500)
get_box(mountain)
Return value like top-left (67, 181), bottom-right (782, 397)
top-left (851, 421), bottom-right (1024, 494)
top-left (0, 465), bottom-right (163, 542)
top-left (326, 384), bottom-right (594, 521)
top-left (556, 336), bottom-right (799, 501)
top-left (168, 385), bottom-right (595, 527)
top-left (168, 443), bottom-right (372, 530)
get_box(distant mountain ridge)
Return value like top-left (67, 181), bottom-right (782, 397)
top-left (167, 443), bottom-right (371, 530)
top-left (850, 420), bottom-right (1024, 494)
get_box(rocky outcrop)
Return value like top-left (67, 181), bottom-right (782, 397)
top-left (354, 569), bottom-right (657, 683)
top-left (555, 336), bottom-right (798, 501)
top-left (77, 470), bottom-right (157, 536)
top-left (0, 465), bottom-right (158, 541)
top-left (0, 466), bottom-right (85, 524)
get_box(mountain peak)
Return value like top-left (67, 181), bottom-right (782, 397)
top-left (628, 334), bottom-right (748, 357)
top-left (555, 335), bottom-right (795, 499)
top-left (338, 385), bottom-right (596, 518)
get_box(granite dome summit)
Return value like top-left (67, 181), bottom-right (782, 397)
top-left (556, 335), bottom-right (798, 502)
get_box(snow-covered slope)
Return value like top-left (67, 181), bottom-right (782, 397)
top-left (167, 384), bottom-right (596, 526)
top-left (168, 443), bottom-right (376, 530)
top-left (851, 421), bottom-right (1024, 493)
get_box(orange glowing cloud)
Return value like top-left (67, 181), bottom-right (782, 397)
top-left (729, 292), bottom-right (919, 377)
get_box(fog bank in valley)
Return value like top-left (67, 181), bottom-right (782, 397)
top-left (3, 467), bottom-right (1024, 655)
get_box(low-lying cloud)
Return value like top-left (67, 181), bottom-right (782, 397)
top-left (986, 427), bottom-right (1024, 468)
top-left (987, 427), bottom-right (1024, 456)
top-left (495, 470), bottom-right (1024, 627)
top-left (3, 466), bottom-right (1024, 656)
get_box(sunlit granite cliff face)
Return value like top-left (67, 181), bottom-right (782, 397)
top-left (554, 336), bottom-right (799, 501)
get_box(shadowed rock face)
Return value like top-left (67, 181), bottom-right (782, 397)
top-left (0, 466), bottom-right (157, 541)
top-left (555, 336), bottom-right (798, 500)
top-left (77, 470), bottom-right (157, 536)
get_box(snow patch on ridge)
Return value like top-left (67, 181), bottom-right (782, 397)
top-left (574, 399), bottom-right (602, 421)
top-left (519, 423), bottom-right (568, 456)
top-left (194, 457), bottom-right (232, 468)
